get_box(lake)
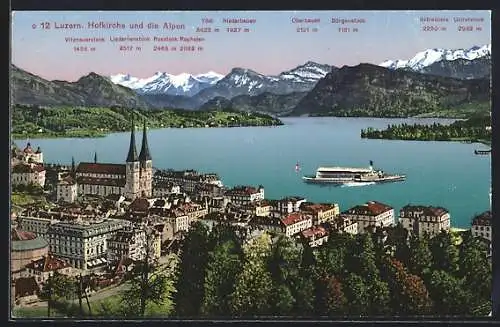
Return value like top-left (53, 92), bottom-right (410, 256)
top-left (15, 117), bottom-right (491, 229)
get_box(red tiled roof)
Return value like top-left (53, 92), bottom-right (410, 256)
top-left (472, 210), bottom-right (492, 226)
top-left (59, 175), bottom-right (76, 185)
top-left (11, 229), bottom-right (36, 241)
top-left (76, 162), bottom-right (126, 175)
top-left (14, 277), bottom-right (39, 298)
top-left (129, 197), bottom-right (150, 212)
top-left (301, 225), bottom-right (328, 239)
top-left (226, 185), bottom-right (262, 196)
top-left (400, 205), bottom-right (449, 218)
top-left (301, 202), bottom-right (336, 213)
top-left (345, 201), bottom-right (392, 216)
top-left (12, 163), bottom-right (45, 174)
top-left (25, 255), bottom-right (71, 272)
top-left (259, 200), bottom-right (271, 207)
top-left (77, 176), bottom-right (126, 187)
top-left (281, 213), bottom-right (310, 226)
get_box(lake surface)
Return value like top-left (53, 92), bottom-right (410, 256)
top-left (15, 117), bottom-right (491, 229)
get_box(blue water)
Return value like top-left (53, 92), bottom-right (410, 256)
top-left (15, 117), bottom-right (491, 229)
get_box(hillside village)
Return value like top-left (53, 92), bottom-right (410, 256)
top-left (10, 121), bottom-right (492, 316)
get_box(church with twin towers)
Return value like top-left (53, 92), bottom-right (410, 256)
top-left (73, 120), bottom-right (153, 200)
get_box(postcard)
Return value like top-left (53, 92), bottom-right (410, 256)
top-left (10, 10), bottom-right (492, 319)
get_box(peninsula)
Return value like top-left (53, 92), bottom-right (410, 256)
top-left (360, 112), bottom-right (491, 146)
top-left (11, 105), bottom-right (283, 139)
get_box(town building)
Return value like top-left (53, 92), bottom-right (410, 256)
top-left (280, 212), bottom-right (313, 237)
top-left (152, 180), bottom-right (181, 197)
top-left (299, 225), bottom-right (329, 247)
top-left (17, 216), bottom-right (58, 240)
top-left (300, 202), bottom-right (340, 225)
top-left (329, 216), bottom-right (359, 234)
top-left (24, 255), bottom-right (72, 285)
top-left (56, 175), bottom-right (78, 203)
top-left (107, 227), bottom-right (147, 265)
top-left (154, 169), bottom-right (223, 194)
top-left (11, 229), bottom-right (49, 279)
top-left (224, 185), bottom-right (265, 206)
top-left (11, 163), bottom-right (46, 188)
top-left (272, 197), bottom-right (307, 215)
top-left (471, 210), bottom-right (492, 255)
top-left (240, 200), bottom-right (272, 217)
top-left (399, 205), bottom-right (451, 237)
top-left (341, 201), bottom-right (394, 234)
top-left (75, 121), bottom-right (152, 200)
top-left (12, 142), bottom-right (43, 164)
top-left (46, 218), bottom-right (130, 270)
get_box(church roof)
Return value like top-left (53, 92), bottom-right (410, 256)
top-left (76, 162), bottom-right (126, 175)
top-left (77, 176), bottom-right (126, 187)
top-left (126, 122), bottom-right (138, 162)
top-left (139, 120), bottom-right (152, 161)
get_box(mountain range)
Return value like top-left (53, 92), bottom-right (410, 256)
top-left (380, 44), bottom-right (491, 79)
top-left (10, 44), bottom-right (491, 117)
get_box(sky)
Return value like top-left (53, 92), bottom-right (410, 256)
top-left (11, 10), bottom-right (491, 81)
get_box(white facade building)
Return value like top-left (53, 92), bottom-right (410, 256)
top-left (341, 201), bottom-right (394, 234)
top-left (12, 163), bottom-right (46, 188)
top-left (280, 213), bottom-right (313, 237)
top-left (56, 175), bottom-right (78, 203)
top-left (399, 205), bottom-right (451, 238)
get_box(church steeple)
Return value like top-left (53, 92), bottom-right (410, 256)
top-left (126, 120), bottom-right (138, 162)
top-left (94, 152), bottom-right (98, 163)
top-left (139, 120), bottom-right (152, 161)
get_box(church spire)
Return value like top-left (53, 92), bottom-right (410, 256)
top-left (139, 120), bottom-right (152, 161)
top-left (126, 119), bottom-right (138, 162)
top-left (94, 151), bottom-right (98, 163)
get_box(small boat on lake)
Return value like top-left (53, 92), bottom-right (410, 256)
top-left (474, 149), bottom-right (491, 155)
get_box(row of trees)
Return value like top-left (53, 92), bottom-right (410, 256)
top-left (360, 113), bottom-right (491, 142)
top-left (172, 222), bottom-right (492, 317)
top-left (11, 105), bottom-right (282, 137)
top-left (34, 222), bottom-right (491, 318)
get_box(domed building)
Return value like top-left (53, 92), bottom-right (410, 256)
top-left (11, 229), bottom-right (49, 278)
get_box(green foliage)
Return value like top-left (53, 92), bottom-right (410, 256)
top-left (229, 233), bottom-right (274, 316)
top-left (39, 273), bottom-right (77, 301)
top-left (430, 231), bottom-right (460, 273)
top-left (361, 111), bottom-right (491, 143)
top-left (170, 220), bottom-right (491, 318)
top-left (174, 222), bottom-right (210, 316)
top-left (201, 240), bottom-right (243, 316)
top-left (11, 105), bottom-right (283, 139)
top-left (407, 234), bottom-right (433, 276)
top-left (120, 270), bottom-right (174, 317)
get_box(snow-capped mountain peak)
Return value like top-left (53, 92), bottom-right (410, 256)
top-left (279, 61), bottom-right (332, 82)
top-left (380, 44), bottom-right (491, 71)
top-left (110, 70), bottom-right (224, 96)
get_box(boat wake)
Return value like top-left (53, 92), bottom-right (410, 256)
top-left (341, 182), bottom-right (376, 188)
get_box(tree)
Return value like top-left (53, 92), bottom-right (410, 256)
top-left (430, 231), bottom-right (459, 273)
top-left (267, 235), bottom-right (302, 315)
top-left (380, 258), bottom-right (432, 315)
top-left (343, 273), bottom-right (370, 315)
top-left (230, 233), bottom-right (274, 317)
top-left (407, 234), bottom-right (432, 276)
top-left (174, 222), bottom-right (210, 316)
top-left (458, 232), bottom-right (492, 301)
top-left (293, 244), bottom-right (317, 316)
top-left (318, 275), bottom-right (347, 316)
top-left (427, 270), bottom-right (470, 315)
top-left (368, 278), bottom-right (391, 316)
top-left (201, 240), bottom-right (243, 316)
top-left (121, 228), bottom-right (174, 317)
